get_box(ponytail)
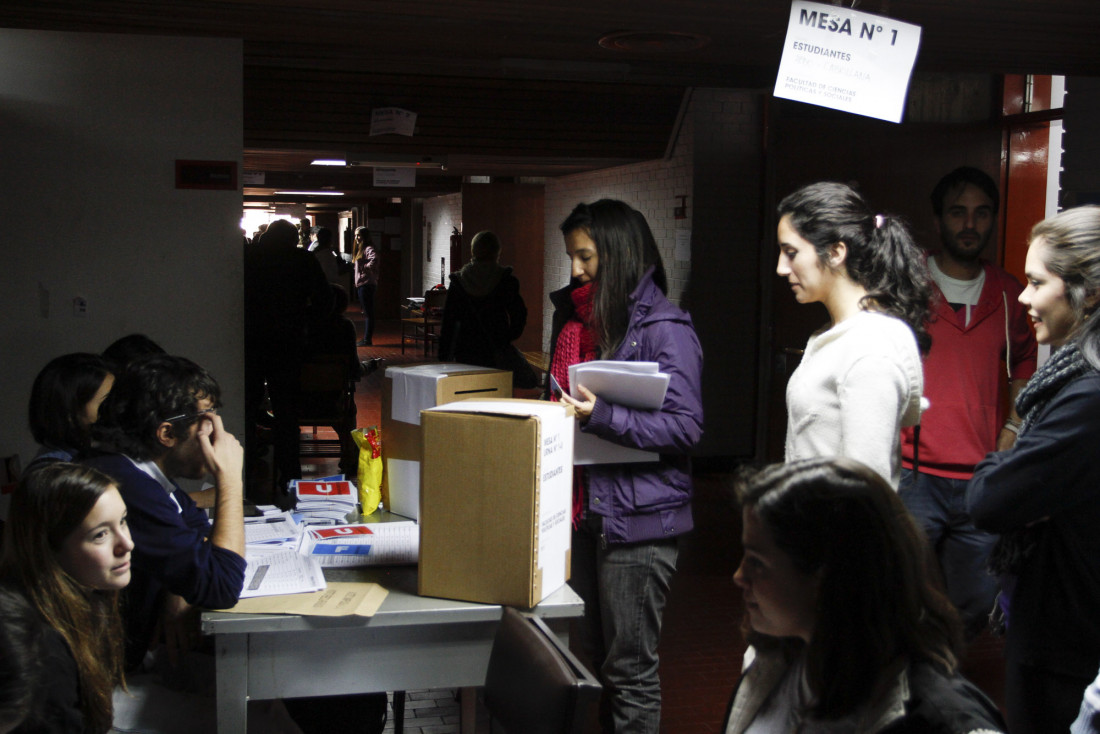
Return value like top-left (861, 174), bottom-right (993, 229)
top-left (860, 214), bottom-right (933, 353)
top-left (778, 182), bottom-right (932, 353)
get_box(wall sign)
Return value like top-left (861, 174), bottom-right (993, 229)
top-left (774, 0), bottom-right (922, 123)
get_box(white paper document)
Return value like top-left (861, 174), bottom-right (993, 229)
top-left (568, 361), bottom-right (669, 465)
top-left (239, 547), bottom-right (326, 599)
top-left (244, 511), bottom-right (300, 547)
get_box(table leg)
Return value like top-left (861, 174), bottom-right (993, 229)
top-left (459, 687), bottom-right (477, 734)
top-left (215, 633), bottom-right (249, 734)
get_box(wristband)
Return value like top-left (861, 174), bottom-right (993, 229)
top-left (1003, 420), bottom-right (1021, 434)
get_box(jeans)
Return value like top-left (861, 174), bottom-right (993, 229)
top-left (900, 468), bottom-right (998, 638)
top-left (357, 282), bottom-right (376, 344)
top-left (571, 521), bottom-right (679, 734)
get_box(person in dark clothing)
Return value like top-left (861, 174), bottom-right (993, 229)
top-left (101, 333), bottom-right (166, 373)
top-left (302, 284), bottom-right (366, 476)
top-left (84, 355), bottom-right (245, 672)
top-left (244, 219), bottom-right (333, 494)
top-left (438, 230), bottom-right (531, 384)
top-left (26, 353), bottom-right (114, 472)
top-left (968, 205), bottom-right (1100, 733)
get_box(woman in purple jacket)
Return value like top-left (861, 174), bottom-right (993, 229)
top-left (551, 199), bottom-right (703, 734)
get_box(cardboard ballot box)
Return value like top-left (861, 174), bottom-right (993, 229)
top-left (419, 399), bottom-right (574, 608)
top-left (381, 364), bottom-right (512, 520)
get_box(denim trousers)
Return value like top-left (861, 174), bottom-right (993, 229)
top-left (357, 282), bottom-right (376, 343)
top-left (571, 521), bottom-right (679, 734)
top-left (899, 468), bottom-right (998, 638)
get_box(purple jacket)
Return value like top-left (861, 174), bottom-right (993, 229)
top-left (549, 268), bottom-right (704, 544)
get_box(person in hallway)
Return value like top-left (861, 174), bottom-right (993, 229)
top-left (352, 226), bottom-right (379, 346)
top-left (552, 199), bottom-right (703, 734)
top-left (778, 181), bottom-right (931, 488)
top-left (725, 458), bottom-right (1005, 732)
top-left (308, 226), bottom-right (345, 286)
top-left (244, 218), bottom-right (333, 494)
top-left (900, 166), bottom-right (1037, 639)
top-left (25, 353), bottom-right (114, 473)
top-left (1, 463), bottom-right (132, 734)
top-left (83, 355), bottom-right (245, 672)
top-left (968, 205), bottom-right (1100, 733)
top-left (438, 230), bottom-right (535, 387)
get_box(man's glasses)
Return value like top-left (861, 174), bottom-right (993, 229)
top-left (162, 408), bottom-right (217, 423)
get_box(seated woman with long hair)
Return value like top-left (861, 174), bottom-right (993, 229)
top-left (725, 458), bottom-right (1004, 732)
top-left (26, 354), bottom-right (113, 471)
top-left (1, 463), bottom-right (132, 733)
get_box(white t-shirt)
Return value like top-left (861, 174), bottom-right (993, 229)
top-left (929, 257), bottom-right (985, 327)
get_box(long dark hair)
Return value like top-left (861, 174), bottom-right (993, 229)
top-left (1029, 205), bottom-right (1100, 368)
top-left (92, 354), bottom-right (221, 461)
top-left (778, 182), bottom-right (932, 353)
top-left (0, 463), bottom-right (127, 733)
top-left (28, 353), bottom-right (112, 454)
top-left (738, 458), bottom-right (962, 719)
top-left (560, 199), bottom-right (668, 356)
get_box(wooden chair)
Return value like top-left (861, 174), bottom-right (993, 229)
top-left (295, 353), bottom-right (358, 476)
top-left (400, 288), bottom-right (447, 355)
top-left (482, 606), bottom-right (602, 734)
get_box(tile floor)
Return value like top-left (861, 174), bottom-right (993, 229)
top-left (268, 313), bottom-right (1007, 734)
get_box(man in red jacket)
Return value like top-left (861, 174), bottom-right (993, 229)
top-left (900, 166), bottom-right (1037, 639)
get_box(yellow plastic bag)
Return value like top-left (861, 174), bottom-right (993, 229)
top-left (351, 426), bottom-right (383, 514)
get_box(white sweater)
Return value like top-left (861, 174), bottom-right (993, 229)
top-left (784, 310), bottom-right (923, 488)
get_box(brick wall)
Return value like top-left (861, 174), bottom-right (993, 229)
top-left (421, 193), bottom-right (462, 294)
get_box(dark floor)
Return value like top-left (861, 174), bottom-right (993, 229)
top-left (259, 311), bottom-right (1007, 734)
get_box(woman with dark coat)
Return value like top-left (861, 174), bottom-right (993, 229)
top-left (968, 205), bottom-right (1100, 733)
top-left (438, 230), bottom-right (530, 385)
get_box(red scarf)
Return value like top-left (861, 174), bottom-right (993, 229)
top-left (550, 283), bottom-right (598, 528)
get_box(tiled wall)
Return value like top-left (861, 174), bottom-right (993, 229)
top-left (421, 192), bottom-right (462, 294)
top-left (541, 96), bottom-right (695, 349)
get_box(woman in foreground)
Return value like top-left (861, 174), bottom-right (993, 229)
top-left (726, 458), bottom-right (1004, 732)
top-left (968, 205), bottom-right (1100, 733)
top-left (1, 462), bottom-right (132, 733)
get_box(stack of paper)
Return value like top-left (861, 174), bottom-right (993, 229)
top-left (239, 547), bottom-right (326, 599)
top-left (291, 478), bottom-right (359, 525)
top-left (302, 521), bottom-right (419, 567)
top-left (244, 511), bottom-right (301, 549)
top-left (567, 361), bottom-right (670, 464)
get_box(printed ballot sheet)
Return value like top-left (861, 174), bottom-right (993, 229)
top-left (239, 547), bottom-right (326, 599)
top-left (303, 521), bottom-right (419, 567)
top-left (568, 361), bottom-right (669, 464)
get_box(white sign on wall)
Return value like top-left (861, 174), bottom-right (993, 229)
top-left (774, 0), bottom-right (921, 123)
top-left (373, 167), bottom-right (415, 188)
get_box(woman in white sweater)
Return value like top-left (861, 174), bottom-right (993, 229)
top-left (778, 182), bottom-right (931, 488)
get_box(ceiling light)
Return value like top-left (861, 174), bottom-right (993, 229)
top-left (274, 191), bottom-right (345, 196)
top-left (310, 154), bottom-right (447, 169)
